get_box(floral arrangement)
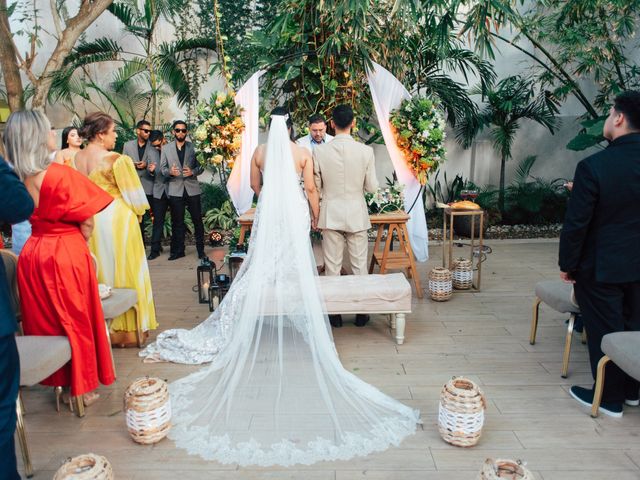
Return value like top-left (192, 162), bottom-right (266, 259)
top-left (390, 96), bottom-right (446, 185)
top-left (193, 91), bottom-right (244, 179)
top-left (365, 180), bottom-right (405, 214)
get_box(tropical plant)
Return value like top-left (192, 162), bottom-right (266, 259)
top-left (0, 0), bottom-right (112, 111)
top-left (426, 171), bottom-right (465, 207)
top-left (143, 211), bottom-right (194, 239)
top-left (50, 0), bottom-right (216, 125)
top-left (459, 0), bottom-right (640, 151)
top-left (456, 76), bottom-right (559, 214)
top-left (203, 200), bottom-right (237, 231)
top-left (201, 181), bottom-right (231, 212)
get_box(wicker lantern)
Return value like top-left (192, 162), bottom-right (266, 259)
top-left (428, 267), bottom-right (453, 301)
top-left (452, 257), bottom-right (473, 290)
top-left (53, 453), bottom-right (113, 480)
top-left (438, 376), bottom-right (486, 447)
top-left (124, 377), bottom-right (171, 444)
top-left (478, 458), bottom-right (534, 480)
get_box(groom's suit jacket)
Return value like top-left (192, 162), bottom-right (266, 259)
top-left (313, 133), bottom-right (379, 233)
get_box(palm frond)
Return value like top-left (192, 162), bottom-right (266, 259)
top-left (110, 59), bottom-right (149, 92)
top-left (513, 155), bottom-right (538, 184)
top-left (64, 38), bottom-right (124, 67)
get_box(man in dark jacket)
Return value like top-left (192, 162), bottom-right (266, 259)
top-left (0, 155), bottom-right (34, 478)
top-left (559, 91), bottom-right (640, 417)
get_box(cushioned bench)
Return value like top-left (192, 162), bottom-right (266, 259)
top-left (318, 273), bottom-right (412, 345)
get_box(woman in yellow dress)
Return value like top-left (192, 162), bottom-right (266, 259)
top-left (75, 112), bottom-right (157, 347)
top-left (54, 126), bottom-right (83, 168)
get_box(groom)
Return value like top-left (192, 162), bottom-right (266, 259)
top-left (313, 104), bottom-right (379, 328)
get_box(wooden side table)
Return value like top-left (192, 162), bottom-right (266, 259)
top-left (368, 211), bottom-right (423, 298)
top-left (237, 207), bottom-right (256, 246)
top-left (441, 206), bottom-right (484, 290)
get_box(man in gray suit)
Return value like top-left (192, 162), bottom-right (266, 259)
top-left (122, 120), bottom-right (158, 241)
top-left (146, 130), bottom-right (169, 260)
top-left (313, 105), bottom-right (379, 328)
top-left (160, 120), bottom-right (206, 260)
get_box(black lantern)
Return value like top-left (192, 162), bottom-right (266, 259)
top-left (229, 244), bottom-right (247, 282)
top-left (197, 257), bottom-right (215, 304)
top-left (208, 273), bottom-right (231, 312)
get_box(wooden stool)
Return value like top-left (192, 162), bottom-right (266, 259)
top-left (368, 211), bottom-right (423, 298)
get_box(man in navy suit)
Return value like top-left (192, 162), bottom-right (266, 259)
top-left (0, 155), bottom-right (34, 478)
top-left (559, 91), bottom-right (640, 417)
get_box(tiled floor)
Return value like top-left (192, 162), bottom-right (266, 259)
top-left (17, 240), bottom-right (640, 479)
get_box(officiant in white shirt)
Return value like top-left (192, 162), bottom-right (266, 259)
top-left (296, 114), bottom-right (334, 152)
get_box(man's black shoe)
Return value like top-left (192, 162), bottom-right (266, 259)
top-left (168, 252), bottom-right (185, 261)
top-left (329, 315), bottom-right (343, 328)
top-left (147, 251), bottom-right (160, 260)
top-left (355, 314), bottom-right (370, 327)
top-left (569, 385), bottom-right (623, 418)
top-left (198, 252), bottom-right (207, 260)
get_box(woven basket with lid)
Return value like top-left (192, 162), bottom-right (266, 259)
top-left (53, 453), bottom-right (113, 480)
top-left (438, 376), bottom-right (486, 447)
top-left (124, 376), bottom-right (172, 444)
top-left (452, 257), bottom-right (473, 290)
top-left (478, 458), bottom-right (535, 480)
top-left (428, 267), bottom-right (453, 301)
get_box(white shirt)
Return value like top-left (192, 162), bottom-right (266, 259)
top-left (296, 133), bottom-right (334, 153)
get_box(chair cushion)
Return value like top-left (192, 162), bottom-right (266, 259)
top-left (535, 280), bottom-right (580, 314)
top-left (16, 336), bottom-right (71, 386)
top-left (602, 332), bottom-right (640, 381)
top-left (318, 273), bottom-right (411, 314)
top-left (101, 288), bottom-right (137, 319)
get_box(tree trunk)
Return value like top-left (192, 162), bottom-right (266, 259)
top-left (31, 0), bottom-right (114, 109)
top-left (498, 154), bottom-right (506, 215)
top-left (0, 0), bottom-right (25, 111)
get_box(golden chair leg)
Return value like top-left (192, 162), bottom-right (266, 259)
top-left (530, 298), bottom-right (542, 345)
top-left (561, 314), bottom-right (575, 378)
top-left (591, 355), bottom-right (610, 418)
top-left (73, 396), bottom-right (85, 418)
top-left (54, 386), bottom-right (63, 413)
top-left (16, 393), bottom-right (34, 478)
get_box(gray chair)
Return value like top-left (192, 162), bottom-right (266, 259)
top-left (101, 288), bottom-right (140, 346)
top-left (530, 280), bottom-right (584, 378)
top-left (591, 332), bottom-right (640, 417)
top-left (15, 336), bottom-right (73, 478)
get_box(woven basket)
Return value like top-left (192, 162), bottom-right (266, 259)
top-left (428, 267), bottom-right (453, 301)
top-left (438, 376), bottom-right (486, 447)
top-left (124, 376), bottom-right (171, 444)
top-left (452, 257), bottom-right (473, 290)
top-left (53, 453), bottom-right (113, 479)
top-left (478, 458), bottom-right (535, 480)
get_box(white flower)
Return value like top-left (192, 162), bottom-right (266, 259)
top-left (204, 146), bottom-right (212, 153)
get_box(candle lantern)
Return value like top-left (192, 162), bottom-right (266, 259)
top-left (208, 273), bottom-right (231, 312)
top-left (229, 244), bottom-right (247, 282)
top-left (197, 257), bottom-right (215, 304)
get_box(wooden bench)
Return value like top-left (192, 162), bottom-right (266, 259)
top-left (318, 273), bottom-right (412, 345)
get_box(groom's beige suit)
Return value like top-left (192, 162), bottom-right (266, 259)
top-left (313, 133), bottom-right (379, 276)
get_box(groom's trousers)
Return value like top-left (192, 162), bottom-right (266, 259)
top-left (322, 229), bottom-right (368, 276)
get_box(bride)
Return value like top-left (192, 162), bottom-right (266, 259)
top-left (141, 110), bottom-right (420, 466)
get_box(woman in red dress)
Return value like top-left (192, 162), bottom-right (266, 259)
top-left (4, 110), bottom-right (116, 406)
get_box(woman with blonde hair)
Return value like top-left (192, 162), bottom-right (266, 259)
top-left (6, 110), bottom-right (115, 408)
top-left (75, 112), bottom-right (157, 347)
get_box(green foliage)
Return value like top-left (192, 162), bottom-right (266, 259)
top-left (143, 210), bottom-right (194, 239)
top-left (203, 200), bottom-right (237, 231)
top-left (427, 171), bottom-right (465, 206)
top-left (456, 75), bottom-right (559, 214)
top-left (460, 0), bottom-right (640, 151)
top-left (567, 117), bottom-right (607, 151)
top-left (200, 182), bottom-right (231, 212)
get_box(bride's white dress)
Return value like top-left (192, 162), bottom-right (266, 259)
top-left (140, 116), bottom-right (420, 466)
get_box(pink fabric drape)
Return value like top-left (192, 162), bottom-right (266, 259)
top-left (227, 70), bottom-right (265, 215)
top-left (367, 62), bottom-right (429, 261)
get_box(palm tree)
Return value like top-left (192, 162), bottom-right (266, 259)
top-left (50, 0), bottom-right (217, 125)
top-left (456, 76), bottom-right (559, 214)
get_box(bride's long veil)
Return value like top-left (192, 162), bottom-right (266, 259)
top-left (165, 116), bottom-right (419, 466)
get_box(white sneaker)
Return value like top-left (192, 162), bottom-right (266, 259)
top-left (624, 398), bottom-right (639, 407)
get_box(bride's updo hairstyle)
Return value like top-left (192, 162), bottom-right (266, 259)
top-left (79, 112), bottom-right (114, 143)
top-left (270, 106), bottom-right (295, 141)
